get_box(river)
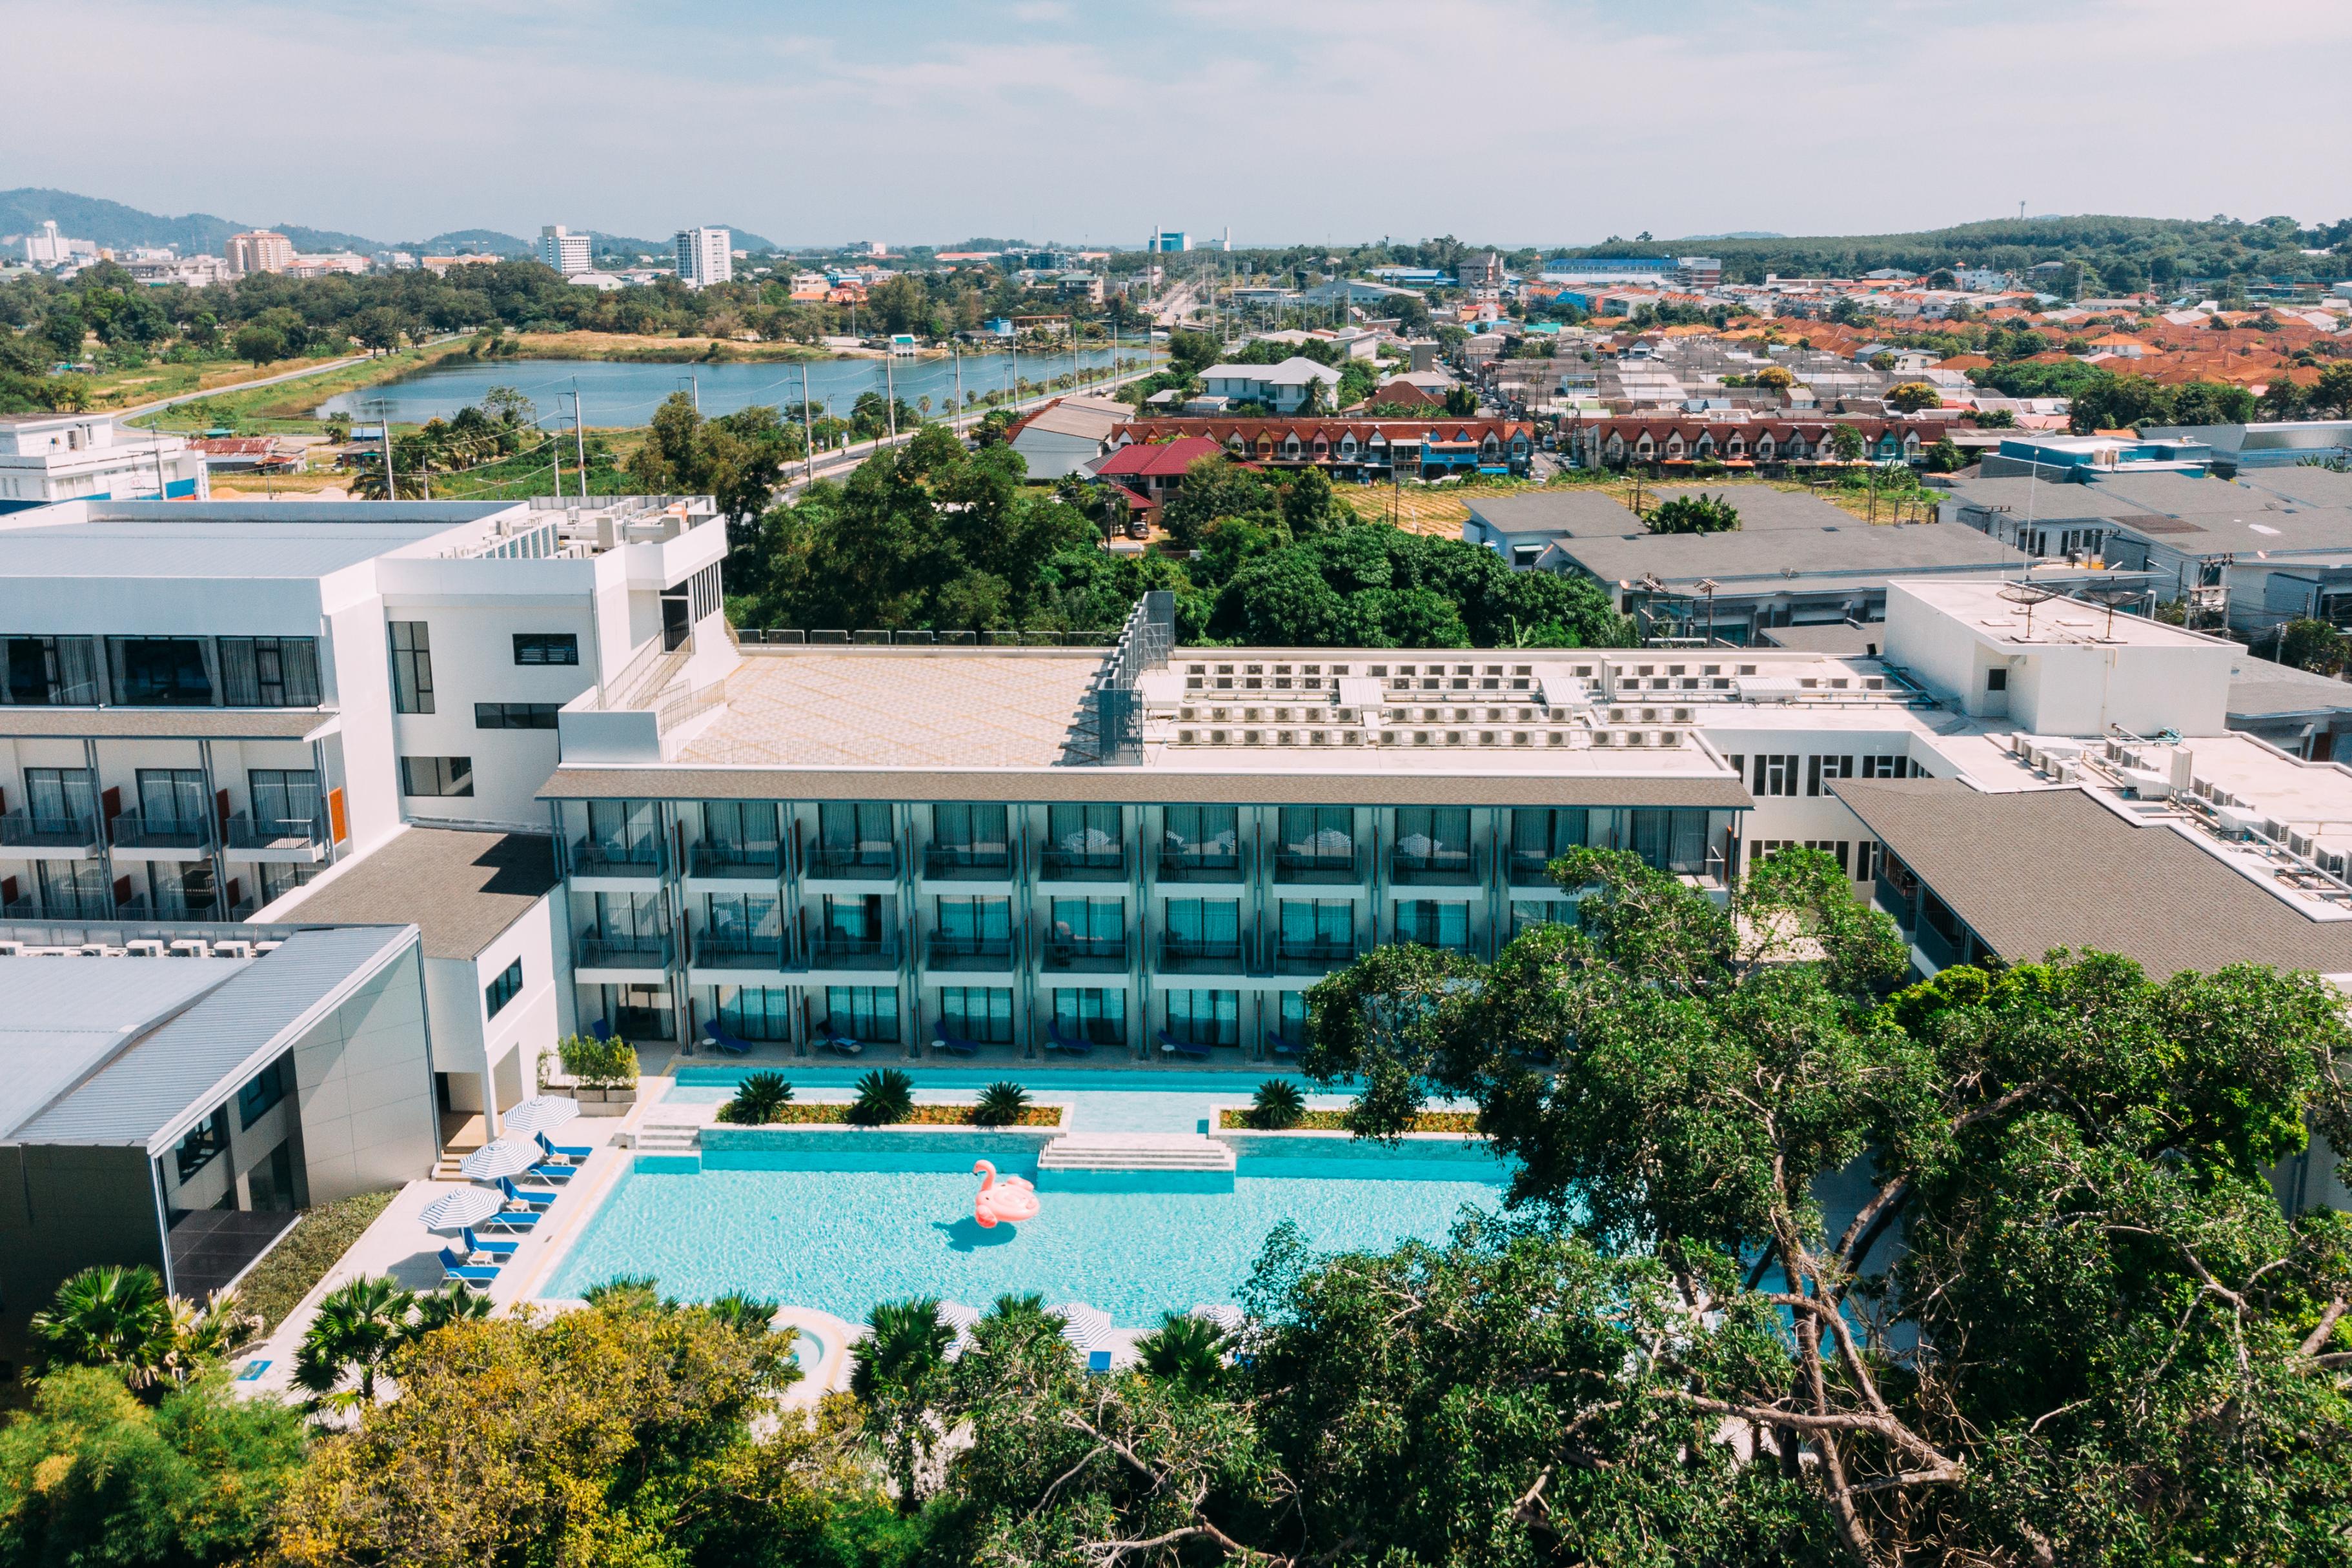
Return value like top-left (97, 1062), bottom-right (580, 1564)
top-left (312, 348), bottom-right (1150, 425)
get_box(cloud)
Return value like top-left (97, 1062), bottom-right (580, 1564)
top-left (2, 0), bottom-right (2341, 245)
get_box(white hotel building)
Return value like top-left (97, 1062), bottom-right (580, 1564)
top-left (0, 413), bottom-right (208, 513)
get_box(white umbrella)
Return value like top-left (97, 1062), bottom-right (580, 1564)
top-left (500, 1096), bottom-right (580, 1137)
top-left (1050, 1301), bottom-right (1117, 1354)
top-left (418, 1186), bottom-right (505, 1231)
top-left (937, 1300), bottom-right (983, 1360)
top-left (459, 1139), bottom-right (542, 1180)
top-left (1189, 1303), bottom-right (1245, 1333)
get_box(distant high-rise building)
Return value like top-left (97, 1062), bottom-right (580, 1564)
top-left (674, 226), bottom-right (733, 288)
top-left (227, 230), bottom-right (294, 277)
top-left (538, 225), bottom-right (593, 276)
top-left (1148, 229), bottom-right (1191, 253)
top-left (23, 220), bottom-right (66, 265)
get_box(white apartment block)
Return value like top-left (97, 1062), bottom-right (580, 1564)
top-left (674, 226), bottom-right (733, 288)
top-left (0, 414), bottom-right (208, 513)
top-left (540, 225), bottom-right (593, 276)
top-left (227, 230), bottom-right (294, 277)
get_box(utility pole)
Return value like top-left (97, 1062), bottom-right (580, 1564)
top-left (571, 385), bottom-right (588, 494)
top-left (376, 399), bottom-right (396, 501)
top-left (885, 352), bottom-right (897, 441)
top-left (800, 365), bottom-right (815, 479)
top-left (952, 344), bottom-right (963, 436)
top-left (550, 419), bottom-right (564, 500)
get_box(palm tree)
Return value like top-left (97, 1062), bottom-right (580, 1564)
top-left (583, 1275), bottom-right (669, 1313)
top-left (719, 1071), bottom-right (794, 1125)
top-left (849, 1068), bottom-right (916, 1126)
top-left (406, 1286), bottom-right (493, 1338)
top-left (706, 1292), bottom-right (781, 1338)
top-left (972, 1081), bottom-right (1031, 1127)
top-left (1135, 1311), bottom-right (1230, 1394)
top-left (30, 1265), bottom-right (174, 1386)
top-left (294, 1276), bottom-right (416, 1411)
top-left (159, 1287), bottom-right (262, 1387)
top-left (1250, 1078), bottom-right (1306, 1130)
top-left (852, 1298), bottom-right (951, 1513)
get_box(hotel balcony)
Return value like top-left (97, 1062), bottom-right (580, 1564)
top-left (1156, 849), bottom-right (1244, 885)
top-left (922, 846), bottom-right (1013, 882)
top-left (1273, 939), bottom-right (1362, 976)
top-left (1040, 936), bottom-right (1128, 974)
top-left (0, 810), bottom-right (103, 860)
top-left (109, 811), bottom-right (213, 861)
top-left (806, 841), bottom-right (898, 881)
top-left (1159, 937), bottom-right (1250, 976)
top-left (689, 932), bottom-right (790, 975)
top-left (575, 931), bottom-right (673, 978)
top-left (806, 934), bottom-right (900, 972)
top-left (569, 836), bottom-right (664, 881)
top-left (222, 813), bottom-right (329, 864)
top-left (1390, 849), bottom-right (1479, 887)
top-left (689, 839), bottom-right (783, 881)
top-left (925, 934), bottom-right (1019, 974)
top-left (1038, 848), bottom-right (1126, 883)
top-left (1271, 849), bottom-right (1362, 886)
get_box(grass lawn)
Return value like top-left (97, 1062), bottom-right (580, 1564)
top-left (133, 343), bottom-right (469, 434)
top-left (238, 1189), bottom-right (398, 1332)
top-left (1342, 472), bottom-right (1939, 535)
top-left (503, 330), bottom-right (826, 363)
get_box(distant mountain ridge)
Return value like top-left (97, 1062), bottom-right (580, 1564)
top-left (1, 188), bottom-right (780, 259)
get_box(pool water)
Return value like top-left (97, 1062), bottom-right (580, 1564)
top-left (543, 1156), bottom-right (1505, 1326)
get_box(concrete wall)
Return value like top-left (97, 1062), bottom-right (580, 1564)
top-left (290, 942), bottom-right (438, 1201)
top-left (0, 1145), bottom-right (166, 1372)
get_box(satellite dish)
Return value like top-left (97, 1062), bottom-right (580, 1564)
top-left (2078, 583), bottom-right (2147, 641)
top-left (1998, 579), bottom-right (2056, 637)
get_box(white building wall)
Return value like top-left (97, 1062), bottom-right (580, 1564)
top-left (289, 942), bottom-right (438, 1200)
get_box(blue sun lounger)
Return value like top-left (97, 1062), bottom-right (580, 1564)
top-left (932, 1020), bottom-right (980, 1056)
top-left (702, 1019), bottom-right (755, 1056)
top-left (440, 1247), bottom-right (501, 1289)
top-left (1045, 1023), bottom-right (1096, 1057)
top-left (461, 1226), bottom-right (522, 1260)
top-left (536, 1129), bottom-right (593, 1164)
top-left (498, 1175), bottom-right (558, 1211)
top-left (1157, 1029), bottom-right (1213, 1060)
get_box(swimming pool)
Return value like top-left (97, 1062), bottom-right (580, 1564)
top-left (544, 1070), bottom-right (1506, 1325)
top-left (542, 1152), bottom-right (1506, 1326)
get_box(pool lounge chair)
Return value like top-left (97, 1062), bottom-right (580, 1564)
top-left (1264, 1029), bottom-right (1301, 1059)
top-left (461, 1226), bottom-right (522, 1260)
top-left (536, 1129), bottom-right (593, 1164)
top-left (498, 1176), bottom-right (558, 1211)
top-left (1157, 1029), bottom-right (1214, 1061)
top-left (932, 1020), bottom-right (980, 1056)
top-left (702, 1020), bottom-right (755, 1056)
top-left (439, 1247), bottom-right (501, 1289)
top-left (477, 1205), bottom-right (541, 1233)
top-left (524, 1157), bottom-right (577, 1183)
top-left (1044, 1023), bottom-right (1096, 1057)
top-left (815, 1024), bottom-right (864, 1057)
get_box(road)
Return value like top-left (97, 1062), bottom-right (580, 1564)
top-left (116, 335), bottom-right (469, 423)
top-left (775, 357), bottom-right (1164, 497)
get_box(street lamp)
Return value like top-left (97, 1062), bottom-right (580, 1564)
top-left (1696, 578), bottom-right (1719, 646)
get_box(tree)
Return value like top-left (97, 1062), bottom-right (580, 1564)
top-left (1885, 381), bottom-right (1943, 413)
top-left (1442, 384), bottom-right (1479, 417)
top-left (272, 1296), bottom-right (844, 1567)
top-left (1135, 1312), bottom-right (1230, 1395)
top-left (2311, 362), bottom-right (2352, 420)
top-left (1829, 423), bottom-right (1869, 462)
top-left (1924, 434), bottom-right (1965, 473)
top-left (2276, 617), bottom-right (2349, 674)
top-left (40, 307), bottom-right (87, 359)
top-left (0, 1366), bottom-right (307, 1567)
top-left (1645, 491), bottom-right (1741, 535)
top-left (1299, 847), bottom-right (2352, 1565)
top-left (623, 391), bottom-right (798, 546)
top-left (1754, 364), bottom-right (1795, 390)
top-left (292, 1276), bottom-right (416, 1412)
top-left (30, 1265), bottom-right (257, 1394)
top-left (232, 323), bottom-right (285, 367)
top-left (349, 307), bottom-right (404, 356)
top-left (851, 1298), bottom-right (952, 1513)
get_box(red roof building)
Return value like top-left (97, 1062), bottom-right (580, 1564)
top-left (1110, 418), bottom-right (1536, 477)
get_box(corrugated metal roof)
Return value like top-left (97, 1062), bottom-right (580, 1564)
top-left (0, 521), bottom-right (448, 580)
top-left (0, 959), bottom-right (244, 1139)
top-left (12, 926), bottom-right (418, 1147)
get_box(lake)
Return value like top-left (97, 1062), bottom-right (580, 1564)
top-left (312, 348), bottom-right (1149, 426)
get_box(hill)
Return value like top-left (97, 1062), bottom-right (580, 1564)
top-left (0, 186), bottom-right (382, 254)
top-left (390, 228), bottom-right (530, 256)
top-left (1554, 214), bottom-right (2352, 288)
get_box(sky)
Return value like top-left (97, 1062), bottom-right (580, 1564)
top-left (9, 0), bottom-right (2351, 249)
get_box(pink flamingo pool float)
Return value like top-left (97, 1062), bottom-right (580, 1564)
top-left (972, 1160), bottom-right (1039, 1229)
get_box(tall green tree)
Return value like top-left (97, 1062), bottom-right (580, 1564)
top-left (850, 1298), bottom-right (952, 1514)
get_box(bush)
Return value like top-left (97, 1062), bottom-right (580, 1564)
top-left (972, 1081), bottom-right (1031, 1128)
top-left (556, 1033), bottom-right (640, 1089)
top-left (1644, 492), bottom-right (1741, 536)
top-left (716, 1072), bottom-right (794, 1125)
top-left (236, 1189), bottom-right (397, 1332)
top-left (848, 1069), bottom-right (916, 1127)
top-left (1250, 1080), bottom-right (1306, 1131)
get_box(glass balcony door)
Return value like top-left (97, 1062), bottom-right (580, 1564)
top-left (1161, 805), bottom-right (1239, 879)
top-left (1276, 807), bottom-right (1354, 880)
top-left (815, 802), bottom-right (895, 872)
top-left (1393, 808), bottom-right (1473, 881)
top-left (928, 803), bottom-right (1010, 875)
top-left (23, 765), bottom-right (96, 832)
top-left (1045, 803), bottom-right (1122, 877)
top-left (1046, 897), bottom-right (1124, 969)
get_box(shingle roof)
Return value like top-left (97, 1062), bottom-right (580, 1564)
top-left (1834, 778), bottom-right (2352, 979)
top-left (273, 827), bottom-right (558, 960)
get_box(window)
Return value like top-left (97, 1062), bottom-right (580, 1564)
top-left (1853, 840), bottom-right (1880, 881)
top-left (21, 766), bottom-right (96, 832)
top-left (512, 633), bottom-right (580, 666)
top-left (936, 896), bottom-right (1012, 952)
top-left (1510, 900), bottom-right (1573, 938)
top-left (816, 802), bottom-right (893, 867)
top-left (929, 803), bottom-right (1009, 869)
top-left (1047, 897), bottom-right (1123, 965)
top-left (937, 987), bottom-right (1015, 1045)
top-left (1278, 899), bottom-right (1352, 955)
top-left (1276, 991), bottom-right (1313, 1049)
top-left (1986, 667), bottom-right (2009, 693)
top-left (3, 635), bottom-right (99, 705)
top-left (1807, 755), bottom-right (1855, 797)
top-left (247, 769), bottom-right (318, 830)
top-left (1394, 900), bottom-right (1469, 952)
top-left (172, 1109), bottom-right (229, 1183)
top-left (485, 957), bottom-right (524, 1019)
top-left (1752, 753), bottom-right (1799, 797)
top-left (136, 767), bottom-right (207, 827)
top-left (474, 702), bottom-right (562, 729)
top-left (1394, 808), bottom-right (1471, 874)
top-left (109, 638), bottom-right (212, 705)
top-left (1510, 808), bottom-right (1587, 874)
top-left (718, 986), bottom-right (795, 1041)
top-left (1277, 807), bottom-right (1353, 871)
top-left (1861, 754), bottom-right (1905, 779)
top-left (237, 1057), bottom-right (290, 1130)
top-left (703, 801), bottom-right (778, 854)
top-left (1053, 987), bottom-right (1126, 1046)
top-left (1164, 989), bottom-right (1239, 1047)
top-left (218, 637), bottom-right (321, 707)
top-left (1164, 898), bottom-right (1240, 958)
top-left (388, 623), bottom-right (434, 713)
top-left (1801, 839), bottom-right (1852, 876)
top-left (400, 755), bottom-right (474, 798)
top-left (825, 986), bottom-right (899, 1043)
top-left (1047, 803), bottom-right (1122, 871)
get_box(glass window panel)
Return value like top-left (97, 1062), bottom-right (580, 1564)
top-left (1052, 987), bottom-right (1126, 1045)
top-left (824, 986), bottom-right (899, 1043)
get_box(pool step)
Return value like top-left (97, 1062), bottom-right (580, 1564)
top-left (1037, 1133), bottom-right (1236, 1172)
top-left (634, 1121), bottom-right (702, 1153)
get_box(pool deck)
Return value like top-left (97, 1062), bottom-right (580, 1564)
top-left (232, 1070), bottom-right (1478, 1401)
